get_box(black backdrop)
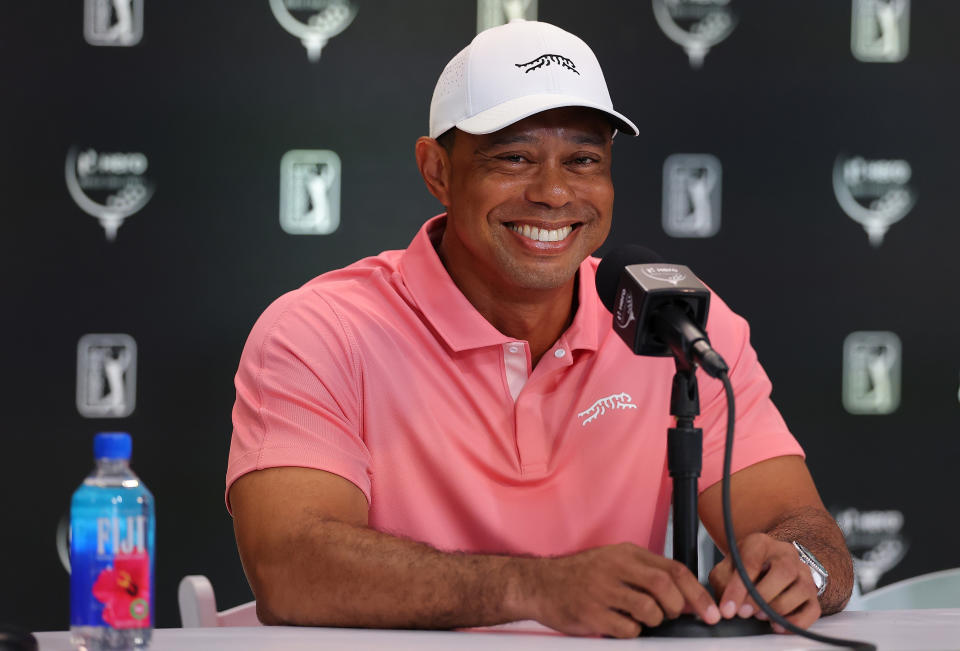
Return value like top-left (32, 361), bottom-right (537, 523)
top-left (2, 0), bottom-right (958, 631)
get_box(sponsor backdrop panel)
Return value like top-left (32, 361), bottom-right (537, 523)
top-left (1, 0), bottom-right (957, 632)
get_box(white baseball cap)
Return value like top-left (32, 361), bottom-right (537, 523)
top-left (429, 19), bottom-right (638, 139)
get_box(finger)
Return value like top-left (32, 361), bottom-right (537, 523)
top-left (601, 609), bottom-right (642, 639)
top-left (718, 545), bottom-right (768, 618)
top-left (749, 558), bottom-right (799, 608)
top-left (782, 595), bottom-right (821, 630)
top-left (625, 566), bottom-right (685, 620)
top-left (708, 558), bottom-right (732, 597)
top-left (614, 587), bottom-right (665, 628)
top-left (765, 581), bottom-right (816, 619)
top-left (619, 547), bottom-right (718, 623)
top-left (657, 560), bottom-right (721, 624)
top-left (771, 598), bottom-right (821, 633)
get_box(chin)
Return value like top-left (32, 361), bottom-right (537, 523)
top-left (509, 264), bottom-right (581, 292)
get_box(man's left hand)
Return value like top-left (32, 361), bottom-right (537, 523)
top-left (708, 532), bottom-right (821, 633)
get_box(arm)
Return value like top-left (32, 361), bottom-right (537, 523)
top-left (231, 466), bottom-right (722, 637)
top-left (698, 455), bottom-right (854, 630)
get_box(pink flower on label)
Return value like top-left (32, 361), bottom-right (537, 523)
top-left (92, 552), bottom-right (151, 628)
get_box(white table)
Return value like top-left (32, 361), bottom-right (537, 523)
top-left (33, 609), bottom-right (960, 650)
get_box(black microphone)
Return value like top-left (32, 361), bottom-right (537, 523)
top-left (595, 245), bottom-right (728, 378)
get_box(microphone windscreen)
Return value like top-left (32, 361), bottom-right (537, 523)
top-left (595, 245), bottom-right (663, 312)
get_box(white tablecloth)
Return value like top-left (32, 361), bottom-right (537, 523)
top-left (33, 609), bottom-right (960, 650)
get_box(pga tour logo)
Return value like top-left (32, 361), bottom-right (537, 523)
top-left (84, 0), bottom-right (143, 46)
top-left (663, 154), bottom-right (721, 238)
top-left (77, 334), bottom-right (137, 418)
top-left (833, 155), bottom-right (915, 247)
top-left (842, 331), bottom-right (901, 415)
top-left (65, 147), bottom-right (155, 241)
top-left (280, 150), bottom-right (341, 235)
top-left (652, 0), bottom-right (737, 69)
top-left (269, 0), bottom-right (357, 62)
top-left (851, 0), bottom-right (909, 62)
top-left (477, 0), bottom-right (538, 33)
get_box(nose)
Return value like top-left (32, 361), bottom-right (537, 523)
top-left (524, 162), bottom-right (575, 208)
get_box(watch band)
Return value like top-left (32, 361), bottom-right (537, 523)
top-left (793, 540), bottom-right (828, 598)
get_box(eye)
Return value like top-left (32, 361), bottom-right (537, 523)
top-left (498, 154), bottom-right (527, 164)
top-left (570, 155), bottom-right (599, 166)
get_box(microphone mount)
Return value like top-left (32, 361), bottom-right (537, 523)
top-left (653, 303), bottom-right (729, 377)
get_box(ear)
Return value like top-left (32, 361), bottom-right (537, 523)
top-left (415, 136), bottom-right (452, 207)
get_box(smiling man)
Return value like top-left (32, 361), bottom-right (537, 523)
top-left (226, 20), bottom-right (852, 638)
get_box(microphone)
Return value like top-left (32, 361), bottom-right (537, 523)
top-left (595, 245), bottom-right (728, 378)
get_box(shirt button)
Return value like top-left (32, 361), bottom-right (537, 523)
top-left (554, 348), bottom-right (566, 358)
top-left (508, 345), bottom-right (520, 354)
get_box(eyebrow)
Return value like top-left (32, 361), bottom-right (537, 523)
top-left (480, 131), bottom-right (608, 149)
top-left (482, 133), bottom-right (538, 148)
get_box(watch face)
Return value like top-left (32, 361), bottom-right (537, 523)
top-left (811, 568), bottom-right (825, 589)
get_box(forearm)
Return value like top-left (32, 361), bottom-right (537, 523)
top-left (244, 518), bottom-right (529, 628)
top-left (763, 505), bottom-right (853, 614)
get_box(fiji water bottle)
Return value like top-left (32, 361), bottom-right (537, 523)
top-left (70, 432), bottom-right (155, 650)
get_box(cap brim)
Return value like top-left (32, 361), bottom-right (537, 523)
top-left (455, 94), bottom-right (639, 137)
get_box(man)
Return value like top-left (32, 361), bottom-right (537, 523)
top-left (227, 20), bottom-right (852, 638)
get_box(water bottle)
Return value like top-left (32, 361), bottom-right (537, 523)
top-left (70, 432), bottom-right (155, 650)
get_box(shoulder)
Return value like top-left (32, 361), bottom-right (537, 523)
top-left (244, 249), bottom-right (407, 357)
top-left (703, 290), bottom-right (753, 366)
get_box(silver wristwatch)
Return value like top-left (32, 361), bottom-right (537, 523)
top-left (793, 541), bottom-right (828, 597)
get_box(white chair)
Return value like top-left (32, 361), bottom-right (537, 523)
top-left (177, 575), bottom-right (260, 627)
top-left (852, 568), bottom-right (960, 611)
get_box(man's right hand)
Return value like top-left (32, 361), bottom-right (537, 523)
top-left (518, 543), bottom-right (722, 638)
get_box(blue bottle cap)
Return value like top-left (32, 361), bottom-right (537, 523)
top-left (94, 432), bottom-right (132, 460)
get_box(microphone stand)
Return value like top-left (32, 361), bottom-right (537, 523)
top-left (643, 356), bottom-right (769, 637)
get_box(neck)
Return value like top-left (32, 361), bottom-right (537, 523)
top-left (441, 266), bottom-right (578, 368)
top-left (432, 216), bottom-right (582, 366)
top-left (488, 283), bottom-right (578, 367)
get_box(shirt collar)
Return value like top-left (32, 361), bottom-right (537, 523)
top-left (399, 214), bottom-right (604, 354)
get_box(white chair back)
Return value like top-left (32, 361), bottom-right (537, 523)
top-left (177, 575), bottom-right (260, 627)
top-left (853, 568), bottom-right (960, 611)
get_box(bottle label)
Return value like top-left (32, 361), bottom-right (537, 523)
top-left (71, 514), bottom-right (152, 629)
top-left (91, 550), bottom-right (151, 628)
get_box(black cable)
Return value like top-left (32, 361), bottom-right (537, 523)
top-left (718, 371), bottom-right (876, 651)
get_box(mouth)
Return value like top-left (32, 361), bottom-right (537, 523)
top-left (506, 222), bottom-right (578, 243)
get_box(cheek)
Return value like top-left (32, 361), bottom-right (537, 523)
top-left (577, 179), bottom-right (615, 215)
top-left (459, 180), bottom-right (526, 219)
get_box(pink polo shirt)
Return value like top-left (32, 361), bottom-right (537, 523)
top-left (227, 215), bottom-right (803, 556)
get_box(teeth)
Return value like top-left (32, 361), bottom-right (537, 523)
top-left (509, 224), bottom-right (574, 242)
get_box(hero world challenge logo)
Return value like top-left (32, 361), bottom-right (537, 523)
top-left (851, 0), bottom-right (910, 62)
top-left (84, 0), bottom-right (143, 46)
top-left (270, 0), bottom-right (357, 62)
top-left (614, 289), bottom-right (636, 329)
top-left (834, 507), bottom-right (908, 593)
top-left (77, 334), bottom-right (137, 418)
top-left (663, 154), bottom-right (722, 238)
top-left (280, 150), bottom-right (342, 235)
top-left (640, 266), bottom-right (687, 287)
top-left (65, 148), bottom-right (155, 241)
top-left (477, 0), bottom-right (537, 33)
top-left (842, 331), bottom-right (901, 415)
top-left (652, 0), bottom-right (737, 69)
top-left (833, 155), bottom-right (915, 247)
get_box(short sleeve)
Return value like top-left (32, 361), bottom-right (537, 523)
top-left (225, 288), bottom-right (372, 513)
top-left (696, 294), bottom-right (804, 493)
